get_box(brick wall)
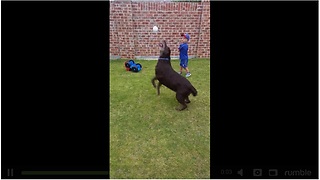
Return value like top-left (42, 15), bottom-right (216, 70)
top-left (110, 0), bottom-right (210, 59)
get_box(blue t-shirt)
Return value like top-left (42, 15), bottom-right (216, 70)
top-left (179, 43), bottom-right (188, 61)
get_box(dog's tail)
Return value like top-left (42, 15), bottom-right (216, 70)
top-left (190, 86), bottom-right (197, 96)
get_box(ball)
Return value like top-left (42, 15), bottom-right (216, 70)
top-left (153, 26), bottom-right (158, 32)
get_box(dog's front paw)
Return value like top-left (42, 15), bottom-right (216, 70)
top-left (176, 105), bottom-right (187, 111)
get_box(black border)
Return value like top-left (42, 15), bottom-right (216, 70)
top-left (2, 1), bottom-right (110, 179)
top-left (211, 1), bottom-right (318, 179)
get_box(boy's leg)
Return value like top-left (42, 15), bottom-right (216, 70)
top-left (178, 66), bottom-right (182, 74)
top-left (185, 67), bottom-right (190, 73)
top-left (185, 60), bottom-right (191, 77)
top-left (185, 68), bottom-right (191, 77)
top-left (180, 59), bottom-right (187, 73)
top-left (185, 60), bottom-right (189, 72)
top-left (178, 60), bottom-right (183, 74)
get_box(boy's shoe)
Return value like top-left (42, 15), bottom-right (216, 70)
top-left (177, 71), bottom-right (182, 75)
top-left (186, 72), bottom-right (191, 78)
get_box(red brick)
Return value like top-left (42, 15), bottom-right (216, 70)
top-left (110, 1), bottom-right (210, 58)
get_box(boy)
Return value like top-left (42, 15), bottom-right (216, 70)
top-left (178, 33), bottom-right (191, 78)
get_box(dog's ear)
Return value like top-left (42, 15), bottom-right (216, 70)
top-left (163, 40), bottom-right (167, 47)
top-left (166, 46), bottom-right (171, 56)
top-left (163, 40), bottom-right (170, 55)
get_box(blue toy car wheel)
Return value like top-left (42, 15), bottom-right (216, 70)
top-left (125, 60), bottom-right (135, 68)
top-left (131, 66), bottom-right (138, 72)
top-left (136, 63), bottom-right (142, 71)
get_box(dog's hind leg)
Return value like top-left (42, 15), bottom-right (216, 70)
top-left (175, 93), bottom-right (187, 111)
top-left (157, 82), bottom-right (162, 95)
top-left (185, 96), bottom-right (191, 104)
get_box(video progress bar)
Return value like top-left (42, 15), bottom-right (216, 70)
top-left (21, 171), bottom-right (109, 176)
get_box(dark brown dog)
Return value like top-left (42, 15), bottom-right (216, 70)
top-left (151, 40), bottom-right (197, 111)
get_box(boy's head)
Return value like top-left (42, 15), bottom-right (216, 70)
top-left (181, 33), bottom-right (190, 43)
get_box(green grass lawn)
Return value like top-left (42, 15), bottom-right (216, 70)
top-left (110, 58), bottom-right (210, 179)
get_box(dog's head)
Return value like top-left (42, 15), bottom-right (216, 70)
top-left (159, 40), bottom-right (171, 59)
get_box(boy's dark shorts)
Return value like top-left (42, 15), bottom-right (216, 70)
top-left (180, 59), bottom-right (188, 68)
